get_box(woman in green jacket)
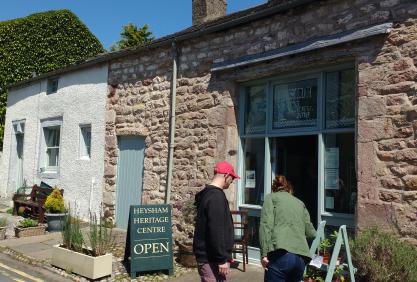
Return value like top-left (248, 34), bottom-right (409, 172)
top-left (259, 175), bottom-right (316, 282)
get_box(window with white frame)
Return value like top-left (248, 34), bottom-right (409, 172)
top-left (79, 124), bottom-right (91, 159)
top-left (43, 126), bottom-right (60, 171)
top-left (39, 118), bottom-right (62, 175)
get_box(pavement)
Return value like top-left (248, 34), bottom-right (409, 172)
top-left (0, 198), bottom-right (264, 281)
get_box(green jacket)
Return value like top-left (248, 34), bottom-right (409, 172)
top-left (259, 191), bottom-right (316, 258)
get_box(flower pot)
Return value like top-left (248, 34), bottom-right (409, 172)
top-left (0, 227), bottom-right (6, 240)
top-left (14, 225), bottom-right (46, 238)
top-left (52, 245), bottom-right (112, 280)
top-left (319, 251), bottom-right (330, 264)
top-left (45, 213), bottom-right (66, 232)
top-left (178, 242), bottom-right (197, 267)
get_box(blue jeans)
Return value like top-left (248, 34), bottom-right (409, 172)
top-left (264, 250), bottom-right (306, 282)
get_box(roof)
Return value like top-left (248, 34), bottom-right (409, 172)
top-left (9, 0), bottom-right (316, 89)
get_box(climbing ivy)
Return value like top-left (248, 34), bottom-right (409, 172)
top-left (0, 9), bottom-right (105, 148)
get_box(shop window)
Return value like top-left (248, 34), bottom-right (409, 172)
top-left (244, 85), bottom-right (266, 134)
top-left (273, 78), bottom-right (318, 129)
top-left (323, 133), bottom-right (356, 214)
top-left (79, 124), bottom-right (91, 159)
top-left (243, 138), bottom-right (265, 205)
top-left (325, 69), bottom-right (355, 128)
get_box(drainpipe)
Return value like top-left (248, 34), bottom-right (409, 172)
top-left (165, 41), bottom-right (178, 204)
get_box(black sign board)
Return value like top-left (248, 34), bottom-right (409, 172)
top-left (124, 204), bottom-right (173, 278)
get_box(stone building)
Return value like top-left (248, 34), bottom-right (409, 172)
top-left (103, 0), bottom-right (417, 261)
top-left (4, 0), bottom-right (416, 263)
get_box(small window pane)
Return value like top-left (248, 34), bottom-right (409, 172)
top-left (243, 138), bottom-right (265, 205)
top-left (47, 78), bottom-right (59, 94)
top-left (273, 79), bottom-right (318, 129)
top-left (47, 148), bottom-right (59, 167)
top-left (324, 133), bottom-right (356, 214)
top-left (80, 125), bottom-right (92, 159)
top-left (245, 85), bottom-right (266, 134)
top-left (325, 69), bottom-right (355, 128)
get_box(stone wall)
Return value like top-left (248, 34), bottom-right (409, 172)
top-left (104, 0), bottom-right (417, 244)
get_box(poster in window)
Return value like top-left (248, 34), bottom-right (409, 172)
top-left (245, 170), bottom-right (256, 188)
top-left (245, 86), bottom-right (266, 134)
top-left (325, 168), bottom-right (339, 190)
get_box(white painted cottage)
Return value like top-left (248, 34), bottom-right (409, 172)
top-left (0, 63), bottom-right (108, 219)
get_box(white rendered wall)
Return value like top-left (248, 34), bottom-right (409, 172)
top-left (1, 64), bottom-right (108, 219)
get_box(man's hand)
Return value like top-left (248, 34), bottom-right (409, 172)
top-left (218, 262), bottom-right (230, 277)
top-left (261, 256), bottom-right (269, 270)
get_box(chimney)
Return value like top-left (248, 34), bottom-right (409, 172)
top-left (192, 0), bottom-right (227, 25)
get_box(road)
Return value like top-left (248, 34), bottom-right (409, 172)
top-left (0, 253), bottom-right (72, 282)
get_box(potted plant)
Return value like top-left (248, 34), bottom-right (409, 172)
top-left (14, 218), bottom-right (46, 238)
top-left (0, 217), bottom-right (7, 240)
top-left (44, 188), bottom-right (66, 232)
top-left (51, 207), bottom-right (114, 280)
top-left (329, 230), bottom-right (344, 266)
top-left (319, 238), bottom-right (332, 264)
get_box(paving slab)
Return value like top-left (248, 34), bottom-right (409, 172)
top-left (167, 264), bottom-right (264, 282)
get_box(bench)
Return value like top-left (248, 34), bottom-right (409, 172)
top-left (12, 185), bottom-right (64, 223)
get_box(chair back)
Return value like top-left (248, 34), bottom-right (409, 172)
top-left (231, 210), bottom-right (249, 242)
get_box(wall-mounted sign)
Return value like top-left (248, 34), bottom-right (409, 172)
top-left (124, 204), bottom-right (173, 278)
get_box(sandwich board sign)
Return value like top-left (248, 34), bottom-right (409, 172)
top-left (124, 204), bottom-right (173, 278)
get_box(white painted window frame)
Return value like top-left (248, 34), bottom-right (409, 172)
top-left (38, 117), bottom-right (63, 178)
top-left (79, 124), bottom-right (92, 160)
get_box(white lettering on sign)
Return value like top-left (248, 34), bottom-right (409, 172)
top-left (137, 226), bottom-right (166, 234)
top-left (133, 242), bottom-right (170, 255)
top-left (134, 207), bottom-right (169, 214)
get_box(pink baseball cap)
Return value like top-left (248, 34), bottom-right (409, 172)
top-left (214, 161), bottom-right (240, 179)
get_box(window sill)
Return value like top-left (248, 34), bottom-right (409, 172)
top-left (38, 171), bottom-right (59, 179)
top-left (79, 157), bottom-right (91, 161)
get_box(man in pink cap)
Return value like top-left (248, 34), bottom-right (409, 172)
top-left (193, 161), bottom-right (240, 282)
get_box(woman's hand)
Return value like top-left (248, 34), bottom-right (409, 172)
top-left (261, 256), bottom-right (269, 270)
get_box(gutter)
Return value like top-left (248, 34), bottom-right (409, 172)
top-left (9, 0), bottom-right (316, 89)
top-left (165, 42), bottom-right (178, 204)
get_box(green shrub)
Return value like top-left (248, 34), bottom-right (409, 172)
top-left (61, 206), bottom-right (84, 253)
top-left (6, 208), bottom-right (13, 215)
top-left (88, 212), bottom-right (115, 256)
top-left (18, 218), bottom-right (38, 228)
top-left (44, 188), bottom-right (65, 213)
top-left (351, 226), bottom-right (417, 282)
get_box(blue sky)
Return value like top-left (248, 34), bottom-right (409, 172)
top-left (1, 0), bottom-right (267, 50)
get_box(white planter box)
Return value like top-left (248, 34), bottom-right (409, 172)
top-left (51, 245), bottom-right (112, 279)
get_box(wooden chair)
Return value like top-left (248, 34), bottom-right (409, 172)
top-left (231, 210), bottom-right (249, 272)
